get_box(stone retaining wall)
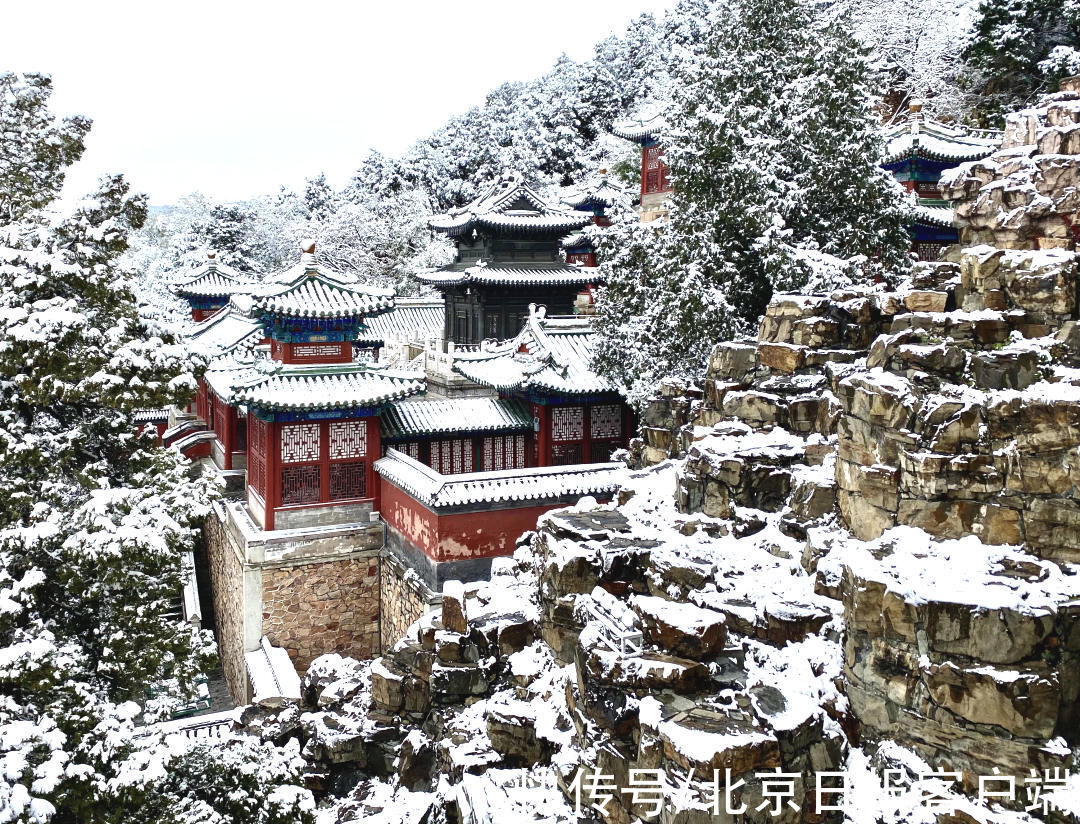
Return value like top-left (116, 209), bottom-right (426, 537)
top-left (261, 553), bottom-right (381, 673)
top-left (379, 551), bottom-right (438, 652)
top-left (204, 509), bottom-right (248, 703)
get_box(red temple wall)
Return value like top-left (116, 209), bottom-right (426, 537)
top-left (379, 478), bottom-right (560, 563)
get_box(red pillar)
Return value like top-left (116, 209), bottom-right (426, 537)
top-left (368, 417), bottom-right (381, 510)
top-left (222, 405), bottom-right (235, 470)
top-left (319, 420), bottom-right (331, 505)
top-left (535, 404), bottom-right (551, 468)
top-left (265, 421), bottom-right (280, 531)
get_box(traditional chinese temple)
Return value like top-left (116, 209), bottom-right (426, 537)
top-left (169, 239), bottom-right (632, 701)
top-left (560, 174), bottom-right (626, 270)
top-left (376, 307), bottom-right (629, 586)
top-left (416, 173), bottom-right (600, 345)
top-left (612, 111), bottom-right (671, 223)
top-left (882, 102), bottom-right (1001, 261)
top-left (172, 252), bottom-right (257, 321)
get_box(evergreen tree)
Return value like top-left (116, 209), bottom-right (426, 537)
top-left (189, 203), bottom-right (261, 273)
top-left (0, 71), bottom-right (314, 824)
top-left (594, 0), bottom-right (911, 403)
top-left (963, 0), bottom-right (1080, 125)
top-left (0, 72), bottom-right (90, 223)
top-left (302, 172), bottom-right (337, 222)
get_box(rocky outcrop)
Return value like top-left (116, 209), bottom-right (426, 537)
top-left (816, 527), bottom-right (1080, 786)
top-left (249, 87), bottom-right (1080, 824)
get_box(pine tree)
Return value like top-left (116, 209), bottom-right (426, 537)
top-left (593, 0), bottom-right (911, 402)
top-left (963, 0), bottom-right (1080, 125)
top-left (0, 72), bottom-right (90, 223)
top-left (0, 72), bottom-right (245, 823)
top-left (303, 172), bottom-right (337, 222)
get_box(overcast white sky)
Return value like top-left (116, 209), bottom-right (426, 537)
top-left (6, 0), bottom-right (673, 207)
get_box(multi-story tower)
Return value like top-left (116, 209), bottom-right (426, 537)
top-left (417, 173), bottom-right (599, 344)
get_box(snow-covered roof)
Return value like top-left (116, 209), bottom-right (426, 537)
top-left (171, 254), bottom-right (257, 299)
top-left (234, 363), bottom-right (424, 412)
top-left (204, 355), bottom-right (265, 403)
top-left (245, 637), bottom-right (301, 708)
top-left (263, 247), bottom-right (359, 286)
top-left (429, 173), bottom-right (592, 238)
top-left (187, 304), bottom-right (265, 355)
top-left (380, 397), bottom-right (532, 439)
top-left (883, 110), bottom-right (1000, 165)
top-left (134, 408), bottom-right (169, 424)
top-left (253, 250), bottom-right (395, 319)
top-left (561, 231), bottom-right (591, 250)
top-left (612, 111), bottom-right (667, 143)
top-left (356, 298), bottom-right (444, 345)
top-left (452, 308), bottom-right (616, 396)
top-left (560, 177), bottom-right (628, 210)
top-left (375, 447), bottom-right (625, 509)
top-left (913, 202), bottom-right (956, 228)
top-left (415, 263), bottom-right (599, 288)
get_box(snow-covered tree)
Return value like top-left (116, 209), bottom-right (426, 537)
top-left (0, 72), bottom-right (221, 823)
top-left (594, 0), bottom-right (912, 403)
top-left (0, 72), bottom-right (91, 223)
top-left (848, 0), bottom-right (979, 121)
top-left (314, 187), bottom-right (452, 294)
top-left (962, 0), bottom-right (1080, 124)
top-left (302, 172), bottom-right (337, 222)
top-left (127, 738), bottom-right (316, 824)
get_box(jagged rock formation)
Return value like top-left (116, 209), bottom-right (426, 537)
top-left (223, 86), bottom-right (1080, 824)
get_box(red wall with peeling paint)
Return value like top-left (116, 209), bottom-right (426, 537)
top-left (379, 478), bottom-right (562, 562)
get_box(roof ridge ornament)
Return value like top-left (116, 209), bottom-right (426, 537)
top-left (300, 239), bottom-right (318, 275)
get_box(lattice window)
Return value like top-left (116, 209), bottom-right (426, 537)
top-left (429, 440), bottom-right (446, 474)
top-left (430, 439), bottom-right (472, 474)
top-left (646, 145), bottom-right (660, 171)
top-left (916, 242), bottom-right (944, 262)
top-left (482, 435), bottom-right (526, 471)
top-left (551, 407), bottom-right (584, 442)
top-left (915, 181), bottom-right (941, 198)
top-left (590, 404), bottom-right (623, 440)
top-left (551, 442), bottom-right (583, 466)
top-left (293, 343), bottom-right (345, 359)
top-left (330, 462), bottom-right (366, 500)
top-left (247, 415), bottom-right (267, 495)
top-left (400, 441), bottom-right (421, 461)
top-left (281, 465), bottom-right (320, 504)
top-left (281, 423), bottom-right (320, 463)
top-left (329, 419), bottom-right (367, 460)
top-left (248, 449), bottom-right (266, 496)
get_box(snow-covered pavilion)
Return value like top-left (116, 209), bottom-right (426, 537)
top-left (882, 102), bottom-right (1001, 260)
top-left (417, 173), bottom-right (599, 346)
top-left (612, 111), bottom-right (671, 223)
top-left (171, 252), bottom-right (258, 320)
